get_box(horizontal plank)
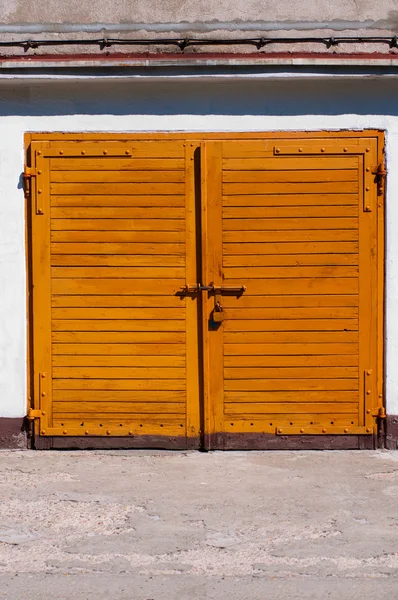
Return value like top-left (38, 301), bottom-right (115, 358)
top-left (221, 295), bottom-right (358, 308)
top-left (223, 254), bottom-right (358, 267)
top-left (222, 157), bottom-right (358, 170)
top-left (51, 183), bottom-right (184, 195)
top-left (52, 319), bottom-right (185, 332)
top-left (224, 343), bottom-right (358, 355)
top-left (52, 231), bottom-right (185, 243)
top-left (51, 171), bottom-right (185, 183)
top-left (51, 195), bottom-right (185, 207)
top-left (53, 379), bottom-right (185, 390)
top-left (225, 392), bottom-right (358, 404)
top-left (52, 308), bottom-right (185, 320)
top-left (53, 399), bottom-right (186, 412)
top-left (223, 182), bottom-right (358, 195)
top-left (221, 279), bottom-right (358, 295)
top-left (52, 332), bottom-right (185, 343)
top-left (50, 158), bottom-right (185, 170)
top-left (51, 279), bottom-right (183, 295)
top-left (51, 295), bottom-right (185, 308)
top-left (51, 242), bottom-right (184, 255)
top-left (223, 266), bottom-right (358, 279)
top-left (223, 230), bottom-right (358, 243)
top-left (224, 331), bottom-right (358, 343)
top-left (126, 141), bottom-right (186, 157)
top-left (51, 219), bottom-right (185, 231)
top-left (223, 205), bottom-right (358, 218)
top-left (223, 194), bottom-right (358, 207)
top-left (223, 170), bottom-right (357, 184)
top-left (51, 255), bottom-right (186, 267)
top-left (52, 343), bottom-right (185, 355)
top-left (51, 207), bottom-right (186, 219)
top-left (221, 140), bottom-right (358, 157)
top-left (51, 267), bottom-right (185, 279)
top-left (224, 355), bottom-right (358, 367)
top-left (224, 319), bottom-right (358, 332)
top-left (224, 241), bottom-right (358, 255)
top-left (53, 366), bottom-right (184, 379)
top-left (53, 355), bottom-right (185, 367)
top-left (224, 307), bottom-right (358, 319)
top-left (224, 366), bottom-right (358, 378)
top-left (53, 418), bottom-right (185, 427)
top-left (223, 217), bottom-right (357, 231)
top-left (224, 402), bottom-right (358, 414)
top-left (224, 379), bottom-right (358, 391)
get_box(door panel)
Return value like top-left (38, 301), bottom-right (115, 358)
top-left (201, 138), bottom-right (380, 447)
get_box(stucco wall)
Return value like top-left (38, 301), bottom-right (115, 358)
top-left (0, 75), bottom-right (396, 418)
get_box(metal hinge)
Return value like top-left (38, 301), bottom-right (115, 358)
top-left (27, 408), bottom-right (42, 420)
top-left (23, 166), bottom-right (37, 198)
top-left (372, 162), bottom-right (387, 197)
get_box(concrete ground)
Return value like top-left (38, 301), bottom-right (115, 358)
top-left (0, 451), bottom-right (397, 599)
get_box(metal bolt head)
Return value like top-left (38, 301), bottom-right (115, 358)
top-left (367, 390), bottom-right (371, 395)
top-left (128, 431), bottom-right (133, 436)
top-left (85, 430), bottom-right (89, 435)
top-left (300, 428), bottom-right (304, 433)
top-left (321, 148), bottom-right (325, 152)
top-left (278, 428), bottom-right (283, 433)
top-left (41, 411), bottom-right (46, 416)
top-left (344, 428), bottom-right (349, 433)
top-left (367, 370), bottom-right (372, 375)
top-left (38, 189), bottom-right (42, 194)
top-left (81, 150), bottom-right (86, 155)
top-left (63, 430), bottom-right (67, 435)
top-left (59, 150), bottom-right (63, 155)
top-left (322, 428), bottom-right (327, 433)
top-left (103, 150), bottom-right (108, 155)
top-left (41, 430), bottom-right (46, 435)
top-left (298, 148), bottom-right (303, 152)
top-left (366, 148), bottom-right (370, 152)
top-left (41, 392), bottom-right (46, 397)
top-left (37, 151), bottom-right (42, 155)
top-left (37, 208), bottom-right (44, 214)
top-left (37, 170), bottom-right (42, 175)
top-left (41, 373), bottom-right (46, 378)
top-left (367, 409), bottom-right (371, 414)
top-left (106, 430), bottom-right (111, 435)
top-left (366, 167), bottom-right (370, 172)
top-left (275, 148), bottom-right (280, 154)
top-left (366, 428), bottom-right (372, 433)
top-left (343, 148), bottom-right (348, 152)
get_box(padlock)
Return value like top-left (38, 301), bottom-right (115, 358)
top-left (212, 300), bottom-right (224, 323)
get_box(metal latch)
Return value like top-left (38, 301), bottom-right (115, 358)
top-left (372, 162), bottom-right (387, 196)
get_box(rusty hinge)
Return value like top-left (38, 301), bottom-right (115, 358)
top-left (27, 408), bottom-right (42, 420)
top-left (23, 166), bottom-right (36, 198)
top-left (372, 162), bottom-right (387, 196)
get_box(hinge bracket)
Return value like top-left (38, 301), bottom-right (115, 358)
top-left (27, 408), bottom-right (42, 420)
top-left (372, 162), bottom-right (387, 197)
top-left (23, 166), bottom-right (36, 198)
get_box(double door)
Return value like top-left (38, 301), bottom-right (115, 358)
top-left (28, 133), bottom-right (383, 448)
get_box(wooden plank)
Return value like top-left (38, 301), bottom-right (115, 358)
top-left (51, 183), bottom-right (184, 196)
top-left (223, 230), bottom-right (358, 243)
top-left (51, 195), bottom-right (186, 207)
top-left (52, 319), bottom-right (185, 332)
top-left (224, 331), bottom-right (358, 343)
top-left (52, 343), bottom-right (185, 355)
top-left (224, 379), bottom-right (358, 391)
top-left (52, 231), bottom-right (185, 243)
top-left (223, 182), bottom-right (358, 195)
top-left (51, 170), bottom-right (185, 183)
top-left (53, 379), bottom-right (185, 391)
top-left (225, 402), bottom-right (358, 414)
top-left (222, 279), bottom-right (358, 295)
top-left (52, 398), bottom-right (186, 411)
top-left (51, 255), bottom-right (186, 267)
top-left (224, 242), bottom-right (358, 255)
top-left (221, 140), bottom-right (357, 157)
top-left (224, 319), bottom-right (358, 332)
top-left (51, 207), bottom-right (185, 219)
top-left (51, 242), bottom-right (184, 255)
top-left (51, 266), bottom-right (185, 279)
top-left (53, 355), bottom-right (185, 367)
top-left (224, 366), bottom-right (358, 378)
top-left (222, 295), bottom-right (358, 308)
top-left (51, 279), bottom-right (183, 295)
top-left (52, 331), bottom-right (185, 343)
top-left (223, 194), bottom-right (358, 207)
top-left (224, 307), bottom-right (358, 319)
top-left (53, 366), bottom-right (185, 379)
top-left (223, 254), bottom-right (358, 267)
top-left (223, 206), bottom-right (358, 218)
top-left (224, 355), bottom-right (358, 367)
top-left (223, 170), bottom-right (357, 183)
top-left (223, 217), bottom-right (357, 231)
top-left (224, 266), bottom-right (358, 279)
top-left (225, 392), bottom-right (358, 403)
top-left (222, 157), bottom-right (358, 170)
top-left (224, 343), bottom-right (358, 355)
top-left (52, 295), bottom-right (184, 308)
top-left (50, 158), bottom-right (185, 170)
top-left (51, 219), bottom-right (184, 231)
top-left (52, 307), bottom-right (185, 320)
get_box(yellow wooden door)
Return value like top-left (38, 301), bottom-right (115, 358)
top-left (28, 133), bottom-right (383, 448)
top-left (28, 139), bottom-right (201, 447)
top-left (201, 137), bottom-right (382, 448)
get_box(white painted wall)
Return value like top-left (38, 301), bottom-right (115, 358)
top-left (0, 76), bottom-right (397, 417)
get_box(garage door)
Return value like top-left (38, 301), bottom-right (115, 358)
top-left (27, 133), bottom-right (384, 449)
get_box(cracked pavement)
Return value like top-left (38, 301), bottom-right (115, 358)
top-left (0, 450), bottom-right (397, 599)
